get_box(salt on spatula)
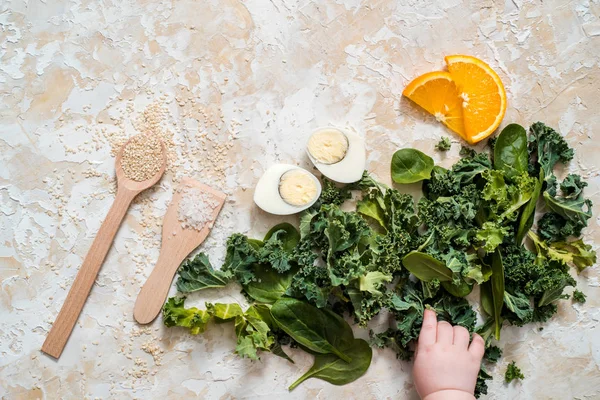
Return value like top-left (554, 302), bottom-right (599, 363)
top-left (42, 133), bottom-right (166, 359)
top-left (133, 177), bottom-right (226, 324)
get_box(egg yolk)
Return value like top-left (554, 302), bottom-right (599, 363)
top-left (307, 128), bottom-right (349, 164)
top-left (279, 169), bottom-right (318, 206)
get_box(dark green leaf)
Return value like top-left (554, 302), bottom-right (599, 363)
top-left (391, 149), bottom-right (434, 184)
top-left (494, 124), bottom-right (528, 178)
top-left (543, 191), bottom-right (592, 230)
top-left (264, 223), bottom-right (300, 252)
top-left (516, 169), bottom-right (544, 243)
top-left (442, 279), bottom-right (473, 297)
top-left (270, 298), bottom-right (353, 362)
top-left (402, 251), bottom-right (453, 282)
top-left (245, 264), bottom-right (296, 303)
top-left (176, 253), bottom-right (233, 293)
top-left (480, 251), bottom-right (504, 340)
top-left (503, 291), bottom-right (533, 322)
top-left (356, 197), bottom-right (387, 230)
top-left (288, 339), bottom-right (372, 391)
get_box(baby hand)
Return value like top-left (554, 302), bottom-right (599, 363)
top-left (413, 309), bottom-right (485, 400)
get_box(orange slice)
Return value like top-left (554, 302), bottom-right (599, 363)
top-left (445, 55), bottom-right (506, 144)
top-left (402, 71), bottom-right (466, 139)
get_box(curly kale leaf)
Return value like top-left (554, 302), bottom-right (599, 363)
top-left (423, 153), bottom-right (491, 199)
top-left (542, 191), bottom-right (592, 236)
top-left (287, 241), bottom-right (330, 307)
top-left (538, 171), bottom-right (592, 243)
top-left (258, 224), bottom-right (300, 273)
top-left (222, 233), bottom-right (260, 285)
top-left (528, 231), bottom-right (596, 273)
top-left (484, 345), bottom-right (503, 363)
top-left (163, 298), bottom-right (286, 361)
top-left (501, 244), bottom-right (575, 322)
top-left (176, 253), bottom-right (233, 293)
top-left (560, 173), bottom-right (587, 199)
top-left (163, 297), bottom-right (213, 334)
top-left (572, 289), bottom-right (587, 303)
top-left (316, 177), bottom-right (352, 207)
top-left (475, 366), bottom-right (492, 398)
top-left (505, 361), bottom-right (525, 383)
top-left (538, 212), bottom-right (580, 242)
top-left (528, 122), bottom-right (574, 184)
top-left (481, 170), bottom-right (536, 223)
top-left (435, 136), bottom-right (451, 151)
top-left (374, 280), bottom-right (477, 360)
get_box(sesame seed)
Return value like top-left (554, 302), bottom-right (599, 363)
top-left (120, 134), bottom-right (164, 182)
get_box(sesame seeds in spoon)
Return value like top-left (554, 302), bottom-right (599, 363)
top-left (42, 134), bottom-right (166, 359)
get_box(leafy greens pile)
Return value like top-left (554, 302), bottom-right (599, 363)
top-left (163, 122), bottom-right (595, 396)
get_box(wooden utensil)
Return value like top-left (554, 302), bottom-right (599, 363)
top-left (41, 137), bottom-right (166, 359)
top-left (133, 177), bottom-right (226, 324)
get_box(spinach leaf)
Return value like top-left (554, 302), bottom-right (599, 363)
top-left (442, 279), bottom-right (473, 297)
top-left (288, 339), bottom-right (372, 391)
top-left (391, 149), bottom-right (434, 184)
top-left (264, 223), bottom-right (300, 252)
top-left (270, 298), bottom-right (353, 362)
top-left (494, 124), bottom-right (528, 178)
top-left (176, 253), bottom-right (233, 293)
top-left (402, 251), bottom-right (453, 282)
top-left (357, 196), bottom-right (387, 230)
top-left (480, 250), bottom-right (504, 340)
top-left (245, 264), bottom-right (297, 303)
top-left (516, 170), bottom-right (544, 243)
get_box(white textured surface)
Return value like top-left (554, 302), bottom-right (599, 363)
top-left (1, 0), bottom-right (599, 399)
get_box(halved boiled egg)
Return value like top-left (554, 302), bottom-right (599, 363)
top-left (306, 127), bottom-right (366, 183)
top-left (254, 164), bottom-right (322, 215)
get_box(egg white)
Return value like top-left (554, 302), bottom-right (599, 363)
top-left (307, 128), bottom-right (366, 183)
top-left (253, 164), bottom-right (322, 215)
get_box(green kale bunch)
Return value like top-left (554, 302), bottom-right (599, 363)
top-left (163, 122), bottom-right (594, 397)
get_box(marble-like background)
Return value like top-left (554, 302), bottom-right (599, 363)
top-left (1, 0), bottom-right (599, 399)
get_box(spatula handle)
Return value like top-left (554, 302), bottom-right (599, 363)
top-left (133, 249), bottom-right (181, 324)
top-left (42, 187), bottom-right (137, 359)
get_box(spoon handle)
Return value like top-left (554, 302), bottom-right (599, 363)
top-left (133, 247), bottom-right (183, 325)
top-left (42, 187), bottom-right (137, 359)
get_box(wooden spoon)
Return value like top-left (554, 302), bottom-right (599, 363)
top-left (41, 136), bottom-right (166, 359)
top-left (133, 177), bottom-right (226, 324)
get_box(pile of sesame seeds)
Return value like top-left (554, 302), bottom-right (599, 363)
top-left (120, 133), bottom-right (164, 182)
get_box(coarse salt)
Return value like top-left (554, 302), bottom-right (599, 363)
top-left (178, 185), bottom-right (220, 231)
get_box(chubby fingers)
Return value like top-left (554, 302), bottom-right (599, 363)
top-left (418, 309), bottom-right (437, 347)
top-left (436, 320), bottom-right (453, 345)
top-left (469, 333), bottom-right (486, 360)
top-left (453, 325), bottom-right (470, 348)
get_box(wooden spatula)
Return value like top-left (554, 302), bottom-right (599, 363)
top-left (133, 177), bottom-right (226, 324)
top-left (42, 136), bottom-right (166, 359)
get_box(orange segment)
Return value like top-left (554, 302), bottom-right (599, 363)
top-left (402, 71), bottom-right (466, 139)
top-left (445, 55), bottom-right (506, 144)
